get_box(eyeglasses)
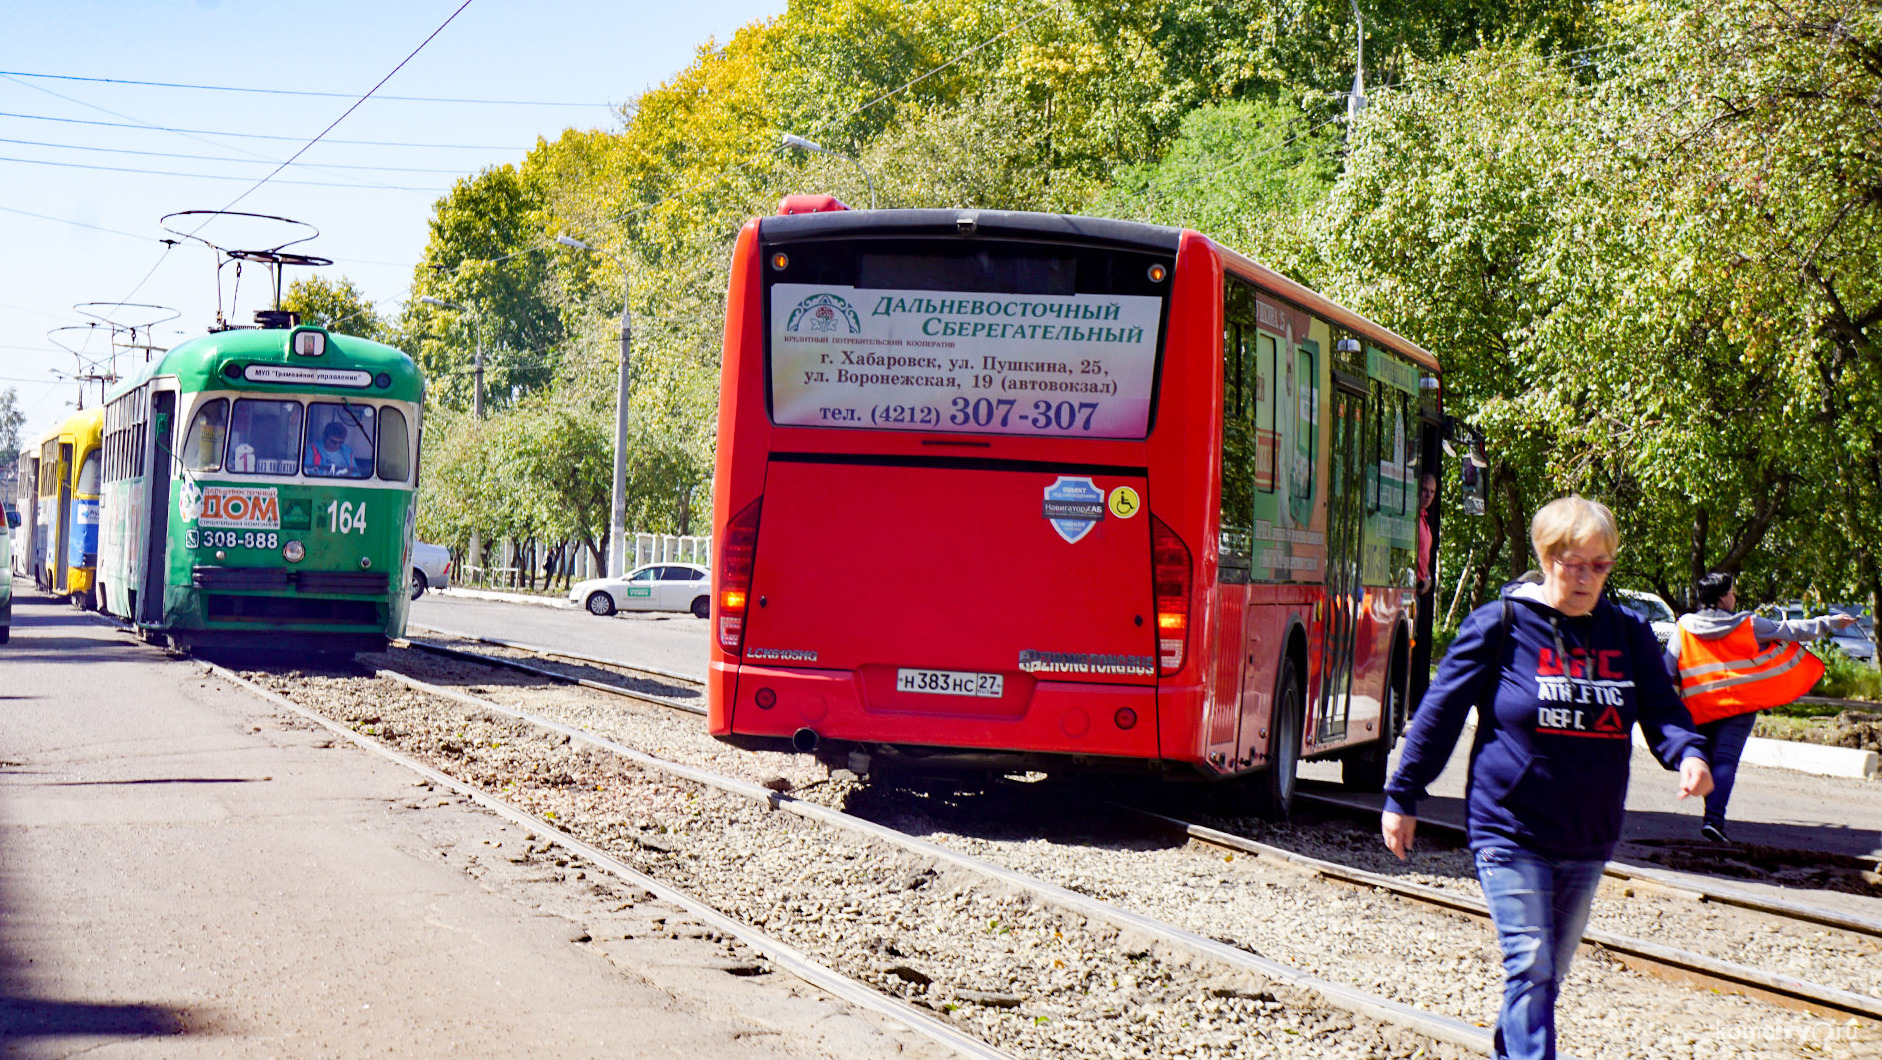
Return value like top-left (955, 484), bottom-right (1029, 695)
top-left (1552, 557), bottom-right (1614, 578)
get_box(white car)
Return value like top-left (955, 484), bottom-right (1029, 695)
top-left (572, 563), bottom-right (711, 618)
top-left (1614, 589), bottom-right (1677, 646)
top-left (411, 541), bottom-right (452, 599)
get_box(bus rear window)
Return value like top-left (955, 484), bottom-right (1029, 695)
top-left (766, 241), bottom-right (1169, 440)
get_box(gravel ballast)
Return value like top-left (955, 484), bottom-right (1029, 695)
top-left (324, 648), bottom-right (1882, 1060)
top-left (247, 667), bottom-right (1462, 1060)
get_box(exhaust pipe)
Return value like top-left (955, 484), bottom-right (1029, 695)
top-left (791, 727), bottom-right (821, 753)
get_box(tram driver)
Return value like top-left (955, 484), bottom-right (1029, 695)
top-left (304, 421), bottom-right (358, 478)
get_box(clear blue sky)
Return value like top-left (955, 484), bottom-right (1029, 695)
top-left (1, 0), bottom-right (787, 441)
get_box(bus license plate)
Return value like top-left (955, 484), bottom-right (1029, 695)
top-left (896, 668), bottom-right (1003, 698)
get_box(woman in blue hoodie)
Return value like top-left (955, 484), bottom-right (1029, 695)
top-left (1380, 495), bottom-right (1713, 1060)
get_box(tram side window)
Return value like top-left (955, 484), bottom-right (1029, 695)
top-left (182, 399), bottom-right (228, 473)
top-left (228, 399), bottom-right (305, 476)
top-left (376, 407), bottom-right (410, 482)
top-left (304, 402), bottom-right (375, 479)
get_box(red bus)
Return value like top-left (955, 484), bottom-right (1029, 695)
top-left (710, 202), bottom-right (1445, 816)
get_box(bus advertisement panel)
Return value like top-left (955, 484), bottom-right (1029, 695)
top-left (768, 284), bottom-right (1163, 439)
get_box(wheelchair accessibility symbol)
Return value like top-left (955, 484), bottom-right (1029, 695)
top-left (1108, 486), bottom-right (1140, 519)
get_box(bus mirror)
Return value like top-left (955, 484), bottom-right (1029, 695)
top-left (5, 510), bottom-right (17, 529)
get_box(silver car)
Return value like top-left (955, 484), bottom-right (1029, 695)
top-left (570, 563), bottom-right (712, 618)
top-left (411, 541), bottom-right (451, 600)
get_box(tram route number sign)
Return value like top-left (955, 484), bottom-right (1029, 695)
top-left (769, 283), bottom-right (1164, 440)
top-left (180, 484), bottom-right (281, 530)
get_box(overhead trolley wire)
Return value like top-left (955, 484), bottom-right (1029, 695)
top-left (420, 3), bottom-right (1060, 284)
top-left (0, 203), bottom-right (159, 243)
top-left (191, 0), bottom-right (481, 227)
top-left (0, 73), bottom-right (407, 192)
top-left (101, 0), bottom-right (483, 322)
top-left (0, 135), bottom-right (476, 174)
top-left (0, 68), bottom-right (603, 107)
top-left (0, 153), bottom-right (446, 191)
top-left (0, 110), bottom-right (525, 150)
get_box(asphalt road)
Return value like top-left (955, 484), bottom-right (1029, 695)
top-left (0, 582), bottom-right (932, 1059)
top-left (410, 591), bottom-right (711, 677)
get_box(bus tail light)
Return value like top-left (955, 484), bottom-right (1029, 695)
top-left (717, 500), bottom-right (762, 655)
top-left (1151, 515), bottom-right (1191, 676)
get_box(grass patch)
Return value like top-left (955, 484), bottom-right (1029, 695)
top-left (1811, 646), bottom-right (1882, 703)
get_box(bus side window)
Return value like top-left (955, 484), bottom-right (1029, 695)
top-left (1219, 320), bottom-right (1254, 571)
top-left (377, 407), bottom-right (411, 482)
top-left (182, 398), bottom-right (228, 473)
top-left (1256, 332), bottom-right (1277, 492)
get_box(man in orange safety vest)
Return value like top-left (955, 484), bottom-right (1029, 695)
top-left (1666, 572), bottom-right (1857, 842)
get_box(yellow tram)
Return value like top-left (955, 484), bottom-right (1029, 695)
top-left (32, 407), bottom-right (104, 608)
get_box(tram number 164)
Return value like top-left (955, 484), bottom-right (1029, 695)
top-left (326, 500), bottom-right (368, 535)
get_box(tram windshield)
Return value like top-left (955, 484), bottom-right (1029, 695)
top-left (182, 399), bottom-right (227, 473)
top-left (179, 395), bottom-right (408, 480)
top-left (75, 452), bottom-right (100, 495)
top-left (303, 402), bottom-right (375, 479)
top-left (228, 399), bottom-right (304, 476)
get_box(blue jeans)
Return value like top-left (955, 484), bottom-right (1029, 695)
top-left (1698, 711), bottom-right (1758, 825)
top-left (1475, 846), bottom-right (1607, 1060)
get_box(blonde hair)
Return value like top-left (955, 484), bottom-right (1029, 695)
top-left (1530, 495), bottom-right (1619, 563)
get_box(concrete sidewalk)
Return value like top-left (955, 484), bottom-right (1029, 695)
top-left (0, 584), bottom-right (936, 1059)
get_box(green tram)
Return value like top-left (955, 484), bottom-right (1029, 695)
top-left (96, 322), bottom-right (424, 653)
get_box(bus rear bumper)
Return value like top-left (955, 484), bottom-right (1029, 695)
top-left (714, 661), bottom-right (1160, 761)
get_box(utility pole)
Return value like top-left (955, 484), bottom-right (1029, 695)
top-left (1346, 0), bottom-right (1367, 132)
top-left (419, 296), bottom-right (484, 418)
top-left (555, 234), bottom-right (632, 579)
top-left (420, 294), bottom-right (487, 581)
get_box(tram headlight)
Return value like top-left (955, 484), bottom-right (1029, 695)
top-left (282, 540), bottom-right (305, 562)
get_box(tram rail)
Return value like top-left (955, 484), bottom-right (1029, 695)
top-left (208, 662), bottom-right (1017, 1060)
top-left (380, 633), bottom-right (1882, 1031)
top-left (1126, 808), bottom-right (1882, 1024)
top-left (224, 656), bottom-right (1497, 1060)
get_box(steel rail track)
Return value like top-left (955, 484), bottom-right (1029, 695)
top-left (1126, 807), bottom-right (1882, 1025)
top-left (203, 661), bottom-right (1019, 1060)
top-left (396, 636), bottom-right (707, 716)
top-left (405, 622), bottom-right (704, 684)
top-left (395, 630), bottom-right (1882, 950)
top-left (353, 660), bottom-right (1512, 1058)
top-left (1294, 789), bottom-right (1882, 942)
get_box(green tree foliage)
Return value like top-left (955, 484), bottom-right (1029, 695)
top-left (406, 163), bottom-right (569, 413)
top-left (0, 387), bottom-right (24, 485)
top-left (280, 275), bottom-right (386, 341)
top-left (1303, 4), bottom-right (1882, 618)
top-left (399, 0), bottom-right (1876, 623)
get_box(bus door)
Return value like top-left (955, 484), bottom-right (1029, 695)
top-left (139, 389), bottom-right (177, 626)
top-left (54, 442), bottom-right (72, 593)
top-left (1314, 374), bottom-right (1369, 744)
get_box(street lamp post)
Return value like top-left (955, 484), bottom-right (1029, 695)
top-left (1346, 1), bottom-right (1367, 130)
top-left (418, 295), bottom-right (484, 419)
top-left (781, 133), bottom-right (876, 210)
top-left (555, 233), bottom-right (632, 580)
